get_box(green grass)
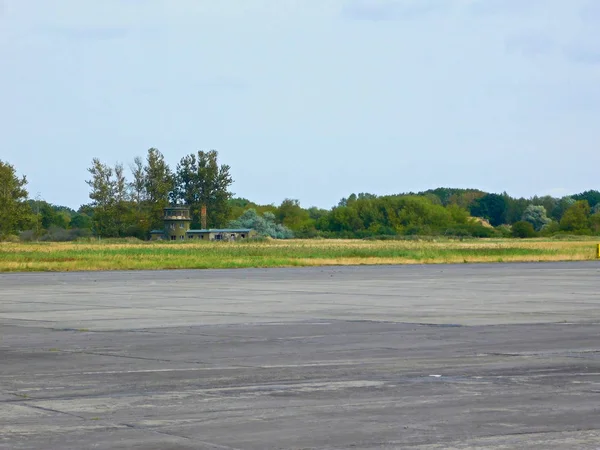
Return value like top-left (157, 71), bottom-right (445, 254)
top-left (0, 238), bottom-right (597, 272)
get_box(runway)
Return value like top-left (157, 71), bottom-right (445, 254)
top-left (2, 263), bottom-right (600, 449)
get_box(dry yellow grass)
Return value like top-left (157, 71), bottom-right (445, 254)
top-left (0, 238), bottom-right (597, 272)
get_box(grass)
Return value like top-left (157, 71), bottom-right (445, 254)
top-left (0, 238), bottom-right (598, 272)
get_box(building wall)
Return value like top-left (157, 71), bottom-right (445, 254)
top-left (164, 219), bottom-right (191, 241)
top-left (186, 231), bottom-right (254, 241)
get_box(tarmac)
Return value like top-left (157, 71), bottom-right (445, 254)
top-left (1, 262), bottom-right (600, 449)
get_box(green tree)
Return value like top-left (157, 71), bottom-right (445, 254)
top-left (86, 158), bottom-right (117, 236)
top-left (505, 196), bottom-right (530, 224)
top-left (229, 209), bottom-right (293, 238)
top-left (87, 158), bottom-right (115, 207)
top-left (522, 205), bottom-right (551, 231)
top-left (277, 199), bottom-right (313, 232)
top-left (559, 200), bottom-right (591, 233)
top-left (0, 160), bottom-right (33, 238)
top-left (572, 190), bottom-right (600, 210)
top-left (551, 196), bottom-right (575, 222)
top-left (172, 150), bottom-right (233, 228)
top-left (590, 212), bottom-right (600, 234)
top-left (40, 202), bottom-right (69, 229)
top-left (144, 148), bottom-right (174, 230)
top-left (71, 213), bottom-right (92, 230)
top-left (129, 156), bottom-right (146, 205)
top-left (512, 221), bottom-right (537, 238)
top-left (469, 193), bottom-right (508, 227)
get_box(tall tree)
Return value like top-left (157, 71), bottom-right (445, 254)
top-left (172, 150), bottom-right (233, 228)
top-left (522, 205), bottom-right (551, 231)
top-left (0, 160), bottom-right (33, 238)
top-left (470, 193), bottom-right (508, 227)
top-left (277, 198), bottom-right (312, 233)
top-left (113, 163), bottom-right (130, 236)
top-left (86, 158), bottom-right (117, 236)
top-left (129, 156), bottom-right (146, 205)
top-left (572, 190), bottom-right (600, 210)
top-left (86, 158), bottom-right (115, 208)
top-left (114, 163), bottom-right (128, 203)
top-left (144, 148), bottom-right (173, 229)
top-left (560, 200), bottom-right (591, 233)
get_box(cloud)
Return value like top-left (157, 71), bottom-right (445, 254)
top-left (341, 0), bottom-right (448, 21)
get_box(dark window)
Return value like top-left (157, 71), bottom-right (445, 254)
top-left (170, 236), bottom-right (176, 241)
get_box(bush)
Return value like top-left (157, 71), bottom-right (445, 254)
top-left (37, 227), bottom-right (93, 242)
top-left (495, 224), bottom-right (512, 238)
top-left (19, 230), bottom-right (37, 242)
top-left (512, 221), bottom-right (537, 238)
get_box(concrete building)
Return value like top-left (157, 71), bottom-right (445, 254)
top-left (150, 206), bottom-right (254, 241)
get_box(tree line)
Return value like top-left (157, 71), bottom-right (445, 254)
top-left (1, 154), bottom-right (600, 241)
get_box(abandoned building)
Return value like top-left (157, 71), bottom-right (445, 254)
top-left (150, 206), bottom-right (254, 241)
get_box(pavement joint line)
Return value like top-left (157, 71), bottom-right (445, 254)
top-left (57, 349), bottom-right (208, 364)
top-left (17, 402), bottom-right (87, 420)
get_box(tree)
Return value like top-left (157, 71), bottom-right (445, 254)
top-left (129, 156), bottom-right (146, 205)
top-left (277, 199), bottom-right (313, 231)
top-left (572, 190), bottom-right (600, 210)
top-left (512, 221), bottom-right (537, 238)
top-left (114, 163), bottom-right (128, 203)
top-left (86, 158), bottom-right (117, 236)
top-left (505, 196), bottom-right (530, 224)
top-left (229, 209), bottom-right (293, 239)
top-left (522, 205), bottom-right (551, 231)
top-left (590, 212), bottom-right (600, 234)
top-left (559, 200), bottom-right (591, 233)
top-left (71, 213), bottom-right (92, 230)
top-left (86, 158), bottom-right (115, 207)
top-left (0, 160), bottom-right (33, 238)
top-left (551, 196), bottom-right (575, 222)
top-left (144, 148), bottom-right (174, 230)
top-left (171, 150), bottom-right (233, 228)
top-left (469, 193), bottom-right (508, 227)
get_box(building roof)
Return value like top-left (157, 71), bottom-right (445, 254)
top-left (186, 229), bottom-right (252, 233)
top-left (150, 230), bottom-right (164, 234)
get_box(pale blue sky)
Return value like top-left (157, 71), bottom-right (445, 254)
top-left (1, 0), bottom-right (599, 209)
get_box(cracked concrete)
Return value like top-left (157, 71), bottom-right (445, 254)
top-left (2, 262), bottom-right (600, 449)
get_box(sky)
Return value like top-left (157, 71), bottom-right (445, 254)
top-left (1, 0), bottom-right (599, 210)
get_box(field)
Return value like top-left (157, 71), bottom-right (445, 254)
top-left (0, 238), bottom-right (598, 272)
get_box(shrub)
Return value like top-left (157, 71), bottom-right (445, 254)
top-left (512, 221), bottom-right (537, 238)
top-left (495, 224), bottom-right (512, 238)
top-left (522, 205), bottom-right (551, 231)
top-left (19, 230), bottom-right (37, 242)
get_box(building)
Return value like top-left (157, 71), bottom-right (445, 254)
top-left (150, 206), bottom-right (254, 241)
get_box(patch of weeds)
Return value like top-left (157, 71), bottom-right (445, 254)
top-left (48, 348), bottom-right (60, 352)
top-left (14, 393), bottom-right (29, 399)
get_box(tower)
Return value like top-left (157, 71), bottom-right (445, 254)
top-left (163, 206), bottom-right (192, 241)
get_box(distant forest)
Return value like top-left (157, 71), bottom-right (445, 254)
top-left (2, 149), bottom-right (600, 241)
